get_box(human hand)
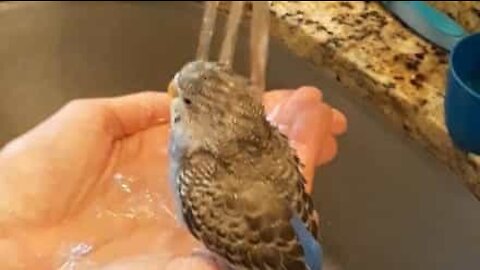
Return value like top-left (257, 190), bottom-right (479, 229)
top-left (0, 86), bottom-right (346, 269)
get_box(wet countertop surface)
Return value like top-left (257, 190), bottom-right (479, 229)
top-left (265, 1), bottom-right (480, 199)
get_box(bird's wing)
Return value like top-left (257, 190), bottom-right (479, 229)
top-left (177, 150), bottom-right (322, 270)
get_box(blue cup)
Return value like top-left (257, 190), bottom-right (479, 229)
top-left (445, 33), bottom-right (480, 154)
top-left (381, 1), bottom-right (480, 153)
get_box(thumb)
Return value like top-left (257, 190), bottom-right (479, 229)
top-left (100, 91), bottom-right (171, 138)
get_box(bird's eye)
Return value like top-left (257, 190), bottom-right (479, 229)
top-left (183, 98), bottom-right (192, 105)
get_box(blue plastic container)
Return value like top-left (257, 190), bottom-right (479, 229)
top-left (445, 33), bottom-right (480, 154)
top-left (382, 1), bottom-right (480, 153)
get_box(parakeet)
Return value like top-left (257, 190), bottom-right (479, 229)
top-left (168, 60), bottom-right (323, 270)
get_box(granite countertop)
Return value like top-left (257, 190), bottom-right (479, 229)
top-left (427, 1), bottom-right (480, 33)
top-left (259, 1), bottom-right (480, 199)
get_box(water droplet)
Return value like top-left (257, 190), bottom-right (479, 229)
top-left (58, 242), bottom-right (94, 270)
top-left (71, 243), bottom-right (93, 257)
top-left (266, 103), bottom-right (282, 123)
top-left (160, 202), bottom-right (176, 221)
top-left (156, 117), bottom-right (168, 124)
top-left (113, 173), bottom-right (133, 193)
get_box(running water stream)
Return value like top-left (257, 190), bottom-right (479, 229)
top-left (196, 1), bottom-right (270, 93)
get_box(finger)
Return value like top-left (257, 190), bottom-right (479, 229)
top-left (331, 108), bottom-right (347, 135)
top-left (101, 91), bottom-right (171, 138)
top-left (269, 87), bottom-right (322, 127)
top-left (263, 87), bottom-right (322, 116)
top-left (297, 86), bottom-right (323, 101)
top-left (316, 135), bottom-right (338, 166)
top-left (289, 103), bottom-right (332, 146)
top-left (262, 90), bottom-right (292, 114)
top-left (288, 104), bottom-right (332, 193)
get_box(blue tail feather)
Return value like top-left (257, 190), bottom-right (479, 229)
top-left (290, 214), bottom-right (323, 270)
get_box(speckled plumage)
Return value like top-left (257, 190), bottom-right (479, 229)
top-left (168, 61), bottom-right (320, 270)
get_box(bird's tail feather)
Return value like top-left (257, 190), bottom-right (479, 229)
top-left (290, 214), bottom-right (323, 270)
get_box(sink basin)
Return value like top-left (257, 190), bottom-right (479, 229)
top-left (1, 2), bottom-right (480, 269)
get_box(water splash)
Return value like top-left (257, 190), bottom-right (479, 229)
top-left (113, 173), bottom-right (133, 193)
top-left (158, 196), bottom-right (177, 221)
top-left (250, 1), bottom-right (270, 93)
top-left (102, 173), bottom-right (176, 222)
top-left (219, 1), bottom-right (245, 68)
top-left (196, 1), bottom-right (219, 60)
top-left (57, 242), bottom-right (94, 270)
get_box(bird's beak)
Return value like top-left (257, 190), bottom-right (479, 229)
top-left (168, 80), bottom-right (178, 98)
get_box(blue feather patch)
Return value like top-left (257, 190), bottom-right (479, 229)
top-left (290, 214), bottom-right (323, 270)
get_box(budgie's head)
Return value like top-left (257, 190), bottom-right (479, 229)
top-left (168, 61), bottom-right (267, 153)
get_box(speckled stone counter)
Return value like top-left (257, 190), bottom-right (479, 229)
top-left (428, 1), bottom-right (480, 32)
top-left (258, 1), bottom-right (480, 199)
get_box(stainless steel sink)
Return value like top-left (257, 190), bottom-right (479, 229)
top-left (1, 2), bottom-right (479, 269)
